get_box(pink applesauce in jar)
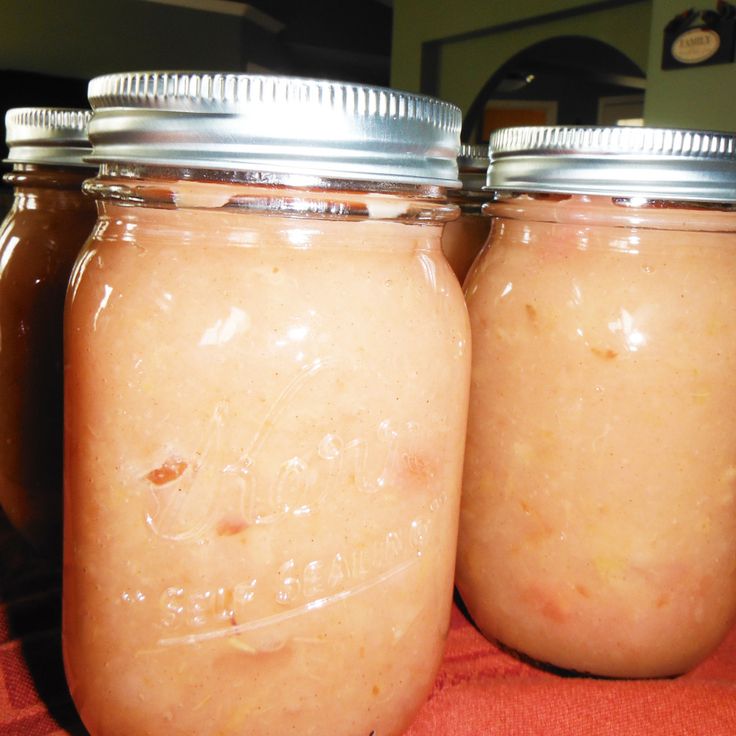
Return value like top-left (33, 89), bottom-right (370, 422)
top-left (441, 144), bottom-right (490, 283)
top-left (457, 126), bottom-right (736, 678)
top-left (63, 73), bottom-right (470, 735)
top-left (0, 108), bottom-right (95, 556)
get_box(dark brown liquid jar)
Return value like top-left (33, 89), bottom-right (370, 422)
top-left (456, 125), bottom-right (736, 679)
top-left (0, 107), bottom-right (95, 557)
top-left (441, 143), bottom-right (491, 283)
top-left (62, 72), bottom-right (471, 736)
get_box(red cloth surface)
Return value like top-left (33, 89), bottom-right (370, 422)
top-left (2, 514), bottom-right (735, 736)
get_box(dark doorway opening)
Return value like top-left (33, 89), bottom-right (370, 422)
top-left (462, 35), bottom-right (646, 142)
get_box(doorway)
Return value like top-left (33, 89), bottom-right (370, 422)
top-left (462, 35), bottom-right (646, 142)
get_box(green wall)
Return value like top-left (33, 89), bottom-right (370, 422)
top-left (440, 4), bottom-right (650, 116)
top-left (392, 0), bottom-right (736, 133)
top-left (392, 0), bottom-right (651, 114)
top-left (391, 0), bottom-right (595, 92)
top-left (0, 0), bottom-right (244, 79)
top-left (644, 0), bottom-right (736, 129)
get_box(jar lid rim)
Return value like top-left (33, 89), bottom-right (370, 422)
top-left (458, 143), bottom-right (489, 193)
top-left (486, 125), bottom-right (736, 203)
top-left (85, 72), bottom-right (462, 188)
top-left (4, 107), bottom-right (93, 167)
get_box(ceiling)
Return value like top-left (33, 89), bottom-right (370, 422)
top-left (227, 0), bottom-right (393, 86)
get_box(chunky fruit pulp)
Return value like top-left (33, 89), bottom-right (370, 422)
top-left (0, 166), bottom-right (96, 556)
top-left (63, 196), bottom-right (470, 735)
top-left (458, 194), bottom-right (736, 678)
top-left (440, 212), bottom-right (490, 283)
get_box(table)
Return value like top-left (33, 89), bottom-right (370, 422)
top-left (2, 517), bottom-right (735, 736)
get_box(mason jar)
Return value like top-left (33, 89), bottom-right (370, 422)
top-left (457, 125), bottom-right (736, 678)
top-left (0, 107), bottom-right (95, 556)
top-left (441, 143), bottom-right (490, 283)
top-left (62, 72), bottom-right (471, 736)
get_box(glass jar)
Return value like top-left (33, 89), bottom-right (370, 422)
top-left (441, 144), bottom-right (490, 283)
top-left (63, 72), bottom-right (470, 736)
top-left (0, 108), bottom-right (95, 557)
top-left (457, 125), bottom-right (736, 678)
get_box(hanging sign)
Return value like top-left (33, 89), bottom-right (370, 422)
top-left (662, 1), bottom-right (736, 69)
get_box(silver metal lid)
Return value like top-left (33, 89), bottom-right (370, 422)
top-left (457, 143), bottom-right (489, 192)
top-left (86, 72), bottom-right (462, 187)
top-left (486, 126), bottom-right (736, 203)
top-left (5, 108), bottom-right (93, 167)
